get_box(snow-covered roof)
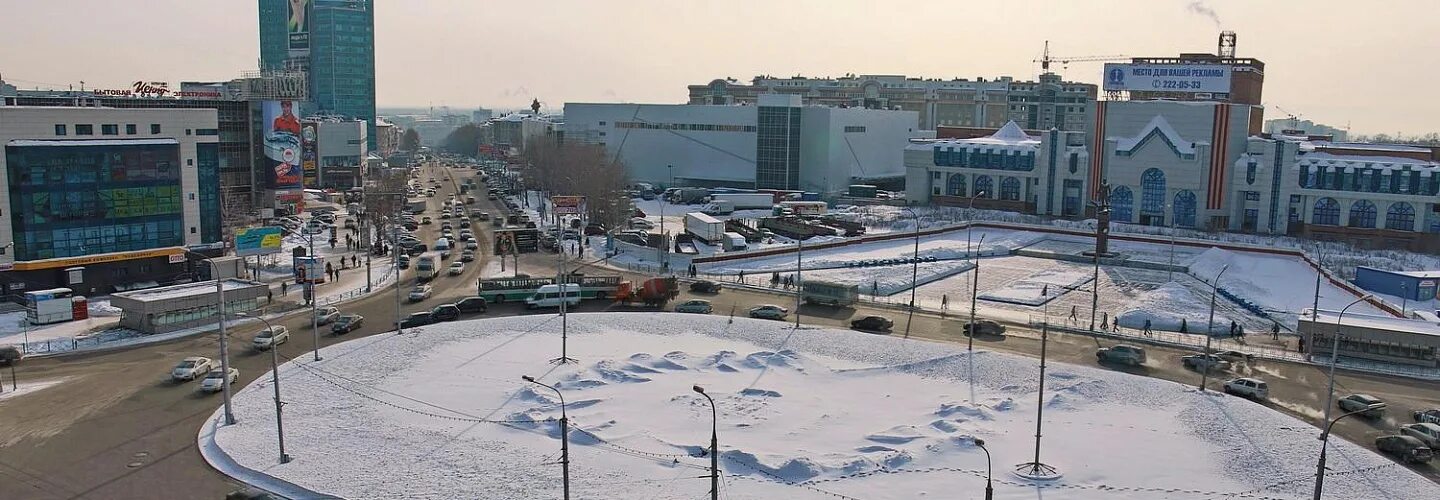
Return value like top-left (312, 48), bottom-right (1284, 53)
top-left (7, 139), bottom-right (179, 147)
top-left (1296, 152), bottom-right (1440, 173)
top-left (113, 279), bottom-right (265, 302)
top-left (1113, 115), bottom-right (1197, 156)
top-left (1395, 270), bottom-right (1440, 279)
top-left (905, 121), bottom-right (1038, 152)
top-left (1306, 309), bottom-right (1440, 337)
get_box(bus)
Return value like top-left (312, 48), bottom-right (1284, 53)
top-left (405, 198), bottom-right (428, 214)
top-left (415, 253), bottom-right (440, 281)
top-left (800, 280), bottom-right (859, 307)
top-left (479, 275), bottom-right (623, 303)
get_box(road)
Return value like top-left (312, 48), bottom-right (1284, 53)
top-left (1, 164), bottom-right (1436, 499)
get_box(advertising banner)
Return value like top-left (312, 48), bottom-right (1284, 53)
top-left (550, 196), bottom-right (586, 215)
top-left (1103, 63), bottom-right (1232, 94)
top-left (264, 100), bottom-right (304, 189)
top-left (301, 122), bottom-right (318, 188)
top-left (235, 226), bottom-right (285, 257)
top-left (288, 0), bottom-right (311, 50)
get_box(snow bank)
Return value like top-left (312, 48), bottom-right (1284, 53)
top-left (979, 264), bottom-right (1093, 306)
top-left (1188, 247), bottom-right (1387, 322)
top-left (1117, 282), bottom-right (1238, 334)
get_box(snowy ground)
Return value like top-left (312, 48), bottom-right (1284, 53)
top-left (208, 314), bottom-right (1438, 500)
top-left (0, 377), bottom-right (69, 403)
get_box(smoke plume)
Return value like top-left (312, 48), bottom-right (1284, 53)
top-left (1186, 1), bottom-right (1223, 28)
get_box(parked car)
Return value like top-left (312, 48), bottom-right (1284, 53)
top-left (674, 299), bottom-right (713, 314)
top-left (313, 306), bottom-right (341, 325)
top-left (332, 314), bottom-right (364, 335)
top-left (448, 261), bottom-right (466, 276)
top-left (1181, 354), bottom-right (1231, 371)
top-left (399, 312), bottom-right (434, 328)
top-left (1337, 394), bottom-right (1387, 418)
top-left (850, 315), bottom-right (894, 332)
top-left (1414, 409), bottom-right (1440, 425)
top-left (1222, 377), bottom-right (1269, 399)
top-left (1213, 350), bottom-right (1254, 363)
top-left (1375, 435), bottom-right (1434, 464)
top-left (690, 280), bottom-right (722, 293)
top-left (748, 305), bottom-right (788, 320)
top-left (252, 326), bottom-right (290, 350)
top-left (1401, 423), bottom-right (1440, 449)
top-left (629, 218), bottom-right (654, 230)
top-left (962, 320), bottom-right (1006, 337)
top-left (1096, 345), bottom-right (1147, 366)
top-left (431, 304), bottom-right (461, 322)
top-left (199, 368), bottom-right (239, 393)
top-left (454, 296), bottom-right (489, 314)
top-left (171, 356), bottom-right (214, 381)
top-left (408, 284), bottom-right (433, 302)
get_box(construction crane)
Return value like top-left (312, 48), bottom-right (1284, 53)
top-left (1033, 41), bottom-right (1128, 73)
top-left (1272, 105), bottom-right (1303, 131)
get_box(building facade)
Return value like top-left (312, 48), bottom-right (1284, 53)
top-left (688, 73), bottom-right (1095, 131)
top-left (260, 0), bottom-right (377, 151)
top-left (0, 106), bottom-right (220, 296)
top-left (489, 113), bottom-right (556, 154)
top-left (314, 119), bottom-right (368, 189)
top-left (374, 118), bottom-right (400, 157)
top-left (905, 122), bottom-right (1089, 216)
top-left (565, 100), bottom-right (923, 195)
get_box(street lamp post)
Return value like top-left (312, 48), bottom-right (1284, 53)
top-left (975, 438), bottom-right (994, 500)
top-left (306, 230), bottom-right (321, 362)
top-left (901, 206), bottom-right (921, 338)
top-left (1200, 264), bottom-right (1229, 392)
top-left (693, 385), bottom-right (719, 500)
top-left (1015, 284), bottom-right (1059, 480)
top-left (1322, 295), bottom-right (1374, 424)
top-left (235, 312), bottom-right (291, 464)
top-left (523, 375), bottom-right (570, 500)
top-left (967, 235), bottom-right (988, 351)
top-left (1313, 402), bottom-right (1386, 499)
top-left (794, 236), bottom-right (803, 329)
top-left (965, 191), bottom-right (985, 262)
top-left (186, 250), bottom-right (236, 425)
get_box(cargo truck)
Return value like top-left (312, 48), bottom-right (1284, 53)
top-left (684, 212), bottom-right (725, 244)
top-left (710, 193), bottom-right (775, 210)
top-left (613, 276), bottom-right (680, 308)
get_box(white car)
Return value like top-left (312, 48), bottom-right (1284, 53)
top-left (448, 261), bottom-right (465, 276)
top-left (748, 305), bottom-right (788, 320)
top-left (1222, 377), bottom-right (1269, 400)
top-left (1400, 423), bottom-right (1440, 449)
top-left (171, 356), bottom-right (214, 381)
top-left (409, 284), bottom-right (433, 302)
top-left (199, 368), bottom-right (239, 393)
top-left (252, 325), bottom-right (290, 350)
top-left (314, 306), bottom-right (341, 325)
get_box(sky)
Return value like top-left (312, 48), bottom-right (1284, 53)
top-left (0, 0), bottom-right (1436, 135)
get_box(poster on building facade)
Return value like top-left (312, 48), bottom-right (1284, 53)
top-left (264, 100), bottom-right (304, 189)
top-left (302, 122), bottom-right (318, 188)
top-left (1102, 63), bottom-right (1232, 94)
top-left (288, 0), bottom-right (311, 50)
top-left (550, 196), bottom-right (586, 215)
top-left (235, 226), bottom-right (285, 257)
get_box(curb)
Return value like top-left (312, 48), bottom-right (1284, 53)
top-left (197, 410), bottom-right (340, 500)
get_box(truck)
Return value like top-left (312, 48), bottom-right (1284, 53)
top-left (722, 232), bottom-right (747, 251)
top-left (778, 201), bottom-right (828, 216)
top-left (415, 253), bottom-right (440, 281)
top-left (700, 200), bottom-right (735, 216)
top-left (478, 275), bottom-right (623, 303)
top-left (671, 188), bottom-right (711, 205)
top-left (405, 198), bottom-right (428, 213)
top-left (613, 276), bottom-right (680, 308)
top-left (800, 280), bottom-right (860, 307)
top-left (710, 193), bottom-right (775, 210)
top-left (684, 212), bottom-right (725, 244)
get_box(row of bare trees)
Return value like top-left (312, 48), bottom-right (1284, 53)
top-left (519, 136), bottom-right (632, 230)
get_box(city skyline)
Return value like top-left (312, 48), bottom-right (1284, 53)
top-left (0, 0), bottom-right (1436, 135)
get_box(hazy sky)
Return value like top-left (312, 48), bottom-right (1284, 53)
top-left (1, 0), bottom-right (1436, 135)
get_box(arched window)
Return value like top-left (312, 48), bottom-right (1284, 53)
top-left (1385, 202), bottom-right (1415, 231)
top-left (1173, 190), bottom-right (1197, 228)
top-left (1109, 186), bottom-right (1133, 223)
top-left (1312, 197), bottom-right (1340, 226)
top-left (946, 173), bottom-right (966, 197)
top-left (1141, 168), bottom-right (1166, 214)
top-left (974, 175), bottom-right (994, 198)
top-left (999, 177), bottom-right (1022, 201)
top-left (1347, 200), bottom-right (1377, 228)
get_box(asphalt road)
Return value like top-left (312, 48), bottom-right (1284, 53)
top-left (1, 164), bottom-right (1437, 500)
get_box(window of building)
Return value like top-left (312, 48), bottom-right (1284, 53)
top-left (1245, 161), bottom-right (1257, 185)
top-left (75, 124), bottom-right (94, 135)
top-left (1140, 168), bottom-right (1166, 214)
top-left (1348, 200), bottom-right (1377, 228)
top-left (150, 124), bottom-right (161, 134)
top-left (946, 173), bottom-right (966, 197)
top-left (1109, 185), bottom-right (1134, 222)
top-left (598, 121), bottom-right (606, 126)
top-left (1174, 190), bottom-right (1197, 228)
top-left (195, 128), bottom-right (218, 136)
top-left (54, 124), bottom-right (67, 136)
top-left (974, 175), bottom-right (994, 198)
top-left (1000, 177), bottom-right (1022, 202)
top-left (1312, 197), bottom-right (1340, 226)
top-left (843, 126), bottom-right (867, 133)
top-left (1385, 202), bottom-right (1415, 231)
top-left (101, 124), bottom-right (119, 135)
top-left (125, 124), bottom-right (137, 135)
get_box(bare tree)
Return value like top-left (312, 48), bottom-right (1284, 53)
top-left (519, 137), bottom-right (631, 229)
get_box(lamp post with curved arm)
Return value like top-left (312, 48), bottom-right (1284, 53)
top-left (523, 375), bottom-right (570, 500)
top-left (185, 250), bottom-right (236, 425)
top-left (694, 385), bottom-right (718, 500)
top-left (234, 312), bottom-right (290, 464)
top-left (1200, 264), bottom-right (1229, 392)
top-left (974, 437), bottom-right (994, 500)
top-left (1321, 294), bottom-right (1373, 424)
top-left (901, 206), bottom-right (921, 338)
top-left (1313, 402), bottom-right (1386, 499)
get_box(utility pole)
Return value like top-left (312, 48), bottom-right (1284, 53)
top-left (1200, 265), bottom-right (1229, 392)
top-left (794, 237), bottom-right (803, 329)
top-left (968, 235), bottom-right (986, 350)
top-left (524, 376), bottom-right (570, 500)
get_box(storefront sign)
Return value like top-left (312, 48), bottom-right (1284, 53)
top-left (93, 81), bottom-right (226, 99)
top-left (235, 226), bottom-right (286, 257)
top-left (11, 247), bottom-right (184, 271)
top-left (302, 122), bottom-right (319, 187)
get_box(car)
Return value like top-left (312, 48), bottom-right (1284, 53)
top-left (1415, 409), bottom-right (1440, 425)
top-left (332, 314), bottom-right (364, 334)
top-left (454, 296), bottom-right (489, 314)
top-left (1337, 394), bottom-right (1387, 418)
top-left (961, 320), bottom-right (1006, 337)
top-left (431, 304), bottom-right (462, 322)
top-left (252, 326), bottom-right (290, 350)
top-left (475, 212), bottom-right (491, 221)
top-left (1401, 423), bottom-right (1440, 449)
top-left (408, 284), bottom-right (433, 302)
top-left (403, 221), bottom-right (420, 231)
top-left (399, 312), bottom-right (434, 328)
top-left (408, 244), bottom-right (428, 256)
top-left (439, 248), bottom-right (453, 260)
top-left (689, 280), bottom-right (721, 293)
top-left (464, 240), bottom-right (478, 251)
top-left (459, 218), bottom-right (472, 228)
top-left (461, 249), bottom-right (476, 262)
top-left (448, 262), bottom-right (465, 276)
top-left (171, 356), bottom-right (214, 381)
top-left (397, 254), bottom-right (411, 269)
top-left (629, 218), bottom-right (654, 230)
top-left (199, 368), bottom-right (239, 393)
top-left (1181, 354), bottom-right (1231, 371)
top-left (748, 304), bottom-right (788, 320)
top-left (487, 193), bottom-right (498, 200)
top-left (1375, 435), bottom-right (1433, 464)
top-left (1096, 345), bottom-right (1147, 366)
top-left (420, 216), bottom-right (432, 225)
top-left (1222, 377), bottom-right (1269, 399)
top-left (440, 212), bottom-right (452, 219)
top-left (850, 315), bottom-right (894, 332)
top-left (313, 306), bottom-right (341, 325)
top-left (674, 299), bottom-right (713, 314)
top-left (458, 233), bottom-right (473, 242)
top-left (1213, 350), bottom-right (1254, 363)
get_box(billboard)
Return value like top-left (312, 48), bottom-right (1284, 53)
top-left (264, 100), bottom-right (304, 189)
top-left (551, 196), bottom-right (586, 215)
top-left (235, 226), bottom-right (285, 257)
top-left (1102, 63), bottom-right (1232, 94)
top-left (301, 122), bottom-right (318, 187)
top-left (288, 0), bottom-right (311, 50)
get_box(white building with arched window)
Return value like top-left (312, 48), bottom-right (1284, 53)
top-left (903, 122), bottom-right (1088, 216)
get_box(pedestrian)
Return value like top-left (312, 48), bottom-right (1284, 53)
top-left (329, 237), bottom-right (336, 249)
top-left (941, 294), bottom-right (949, 312)
top-left (771, 272), bottom-right (780, 286)
top-left (281, 281), bottom-right (289, 296)
top-left (738, 270), bottom-right (745, 283)
top-left (1271, 322), bottom-right (1280, 340)
top-left (1229, 320), bottom-right (1238, 339)
top-left (1142, 319), bottom-right (1152, 336)
top-left (872, 280), bottom-right (879, 296)
top-left (267, 289), bottom-right (273, 304)
top-left (1297, 337), bottom-right (1306, 353)
top-left (1068, 305), bottom-right (1078, 323)
top-left (326, 262), bottom-right (334, 278)
top-left (1180, 318), bottom-right (1188, 334)
top-left (1112, 319), bottom-right (1121, 333)
top-left (1101, 312), bottom-right (1109, 329)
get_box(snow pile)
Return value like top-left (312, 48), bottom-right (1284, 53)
top-left (1117, 282), bottom-right (1237, 334)
top-left (87, 300), bottom-right (122, 317)
top-left (1188, 247), bottom-right (1387, 323)
top-left (979, 263), bottom-right (1094, 306)
top-left (207, 314), bottom-right (1439, 500)
top-left (782, 260), bottom-right (975, 296)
